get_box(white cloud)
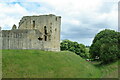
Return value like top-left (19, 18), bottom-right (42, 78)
top-left (0, 3), bottom-right (27, 15)
top-left (0, 0), bottom-right (118, 45)
top-left (0, 3), bottom-right (29, 29)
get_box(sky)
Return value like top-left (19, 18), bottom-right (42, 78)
top-left (0, 0), bottom-right (119, 46)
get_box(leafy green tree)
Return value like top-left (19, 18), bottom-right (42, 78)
top-left (100, 43), bottom-right (119, 63)
top-left (80, 47), bottom-right (90, 58)
top-left (60, 40), bottom-right (86, 56)
top-left (60, 40), bottom-right (72, 51)
top-left (90, 29), bottom-right (120, 63)
top-left (118, 32), bottom-right (120, 58)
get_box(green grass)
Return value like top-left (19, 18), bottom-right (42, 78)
top-left (2, 50), bottom-right (119, 78)
top-left (2, 50), bottom-right (101, 78)
top-left (92, 60), bottom-right (119, 78)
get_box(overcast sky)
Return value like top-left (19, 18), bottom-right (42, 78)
top-left (0, 0), bottom-right (119, 46)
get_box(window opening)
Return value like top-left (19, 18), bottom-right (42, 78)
top-left (55, 28), bottom-right (57, 31)
top-left (44, 35), bottom-right (47, 41)
top-left (33, 21), bottom-right (35, 28)
top-left (56, 17), bottom-right (57, 21)
top-left (38, 37), bottom-right (43, 41)
top-left (44, 26), bottom-right (47, 35)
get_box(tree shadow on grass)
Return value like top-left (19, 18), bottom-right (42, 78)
top-left (91, 61), bottom-right (115, 68)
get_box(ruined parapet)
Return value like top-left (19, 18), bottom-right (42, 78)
top-left (12, 24), bottom-right (17, 30)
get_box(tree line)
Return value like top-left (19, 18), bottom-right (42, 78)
top-left (60, 40), bottom-right (89, 58)
top-left (60, 29), bottom-right (120, 64)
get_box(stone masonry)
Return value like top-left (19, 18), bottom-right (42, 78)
top-left (0, 14), bottom-right (61, 51)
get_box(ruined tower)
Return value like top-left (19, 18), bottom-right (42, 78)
top-left (1, 14), bottom-right (61, 51)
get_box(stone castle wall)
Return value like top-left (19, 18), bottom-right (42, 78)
top-left (18, 14), bottom-right (61, 50)
top-left (1, 14), bottom-right (61, 51)
top-left (1, 29), bottom-right (43, 49)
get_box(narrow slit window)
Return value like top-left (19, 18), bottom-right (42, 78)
top-left (33, 21), bottom-right (35, 28)
top-left (44, 26), bottom-right (47, 35)
top-left (56, 17), bottom-right (57, 21)
top-left (55, 28), bottom-right (57, 31)
top-left (44, 35), bottom-right (47, 41)
top-left (44, 26), bottom-right (47, 41)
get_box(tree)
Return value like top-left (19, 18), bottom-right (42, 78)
top-left (60, 40), bottom-right (86, 56)
top-left (118, 32), bottom-right (120, 58)
top-left (90, 29), bottom-right (120, 63)
top-left (100, 43), bottom-right (119, 63)
top-left (60, 40), bottom-right (73, 51)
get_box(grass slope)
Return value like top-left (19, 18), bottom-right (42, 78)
top-left (2, 50), bottom-right (101, 78)
top-left (95, 61), bottom-right (119, 78)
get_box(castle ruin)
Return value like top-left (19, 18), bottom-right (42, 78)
top-left (0, 14), bottom-right (61, 51)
